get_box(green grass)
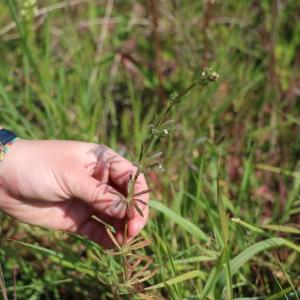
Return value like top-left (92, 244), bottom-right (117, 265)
top-left (0, 0), bottom-right (300, 299)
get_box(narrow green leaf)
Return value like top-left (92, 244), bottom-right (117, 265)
top-left (11, 240), bottom-right (96, 276)
top-left (256, 164), bottom-right (300, 179)
top-left (200, 248), bottom-right (226, 299)
top-left (0, 264), bottom-right (8, 300)
top-left (217, 175), bottom-right (232, 299)
top-left (265, 287), bottom-right (293, 300)
top-left (150, 200), bottom-right (208, 241)
top-left (262, 224), bottom-right (300, 235)
top-left (232, 218), bottom-right (300, 235)
top-left (274, 255), bottom-right (299, 300)
top-left (234, 297), bottom-right (265, 300)
top-left (231, 218), bottom-right (264, 234)
top-left (225, 249), bottom-right (233, 300)
top-left (143, 270), bottom-right (205, 291)
top-left (217, 178), bottom-right (229, 245)
top-left (174, 256), bottom-right (217, 265)
top-left (5, 279), bottom-right (72, 292)
top-left (219, 237), bottom-right (300, 286)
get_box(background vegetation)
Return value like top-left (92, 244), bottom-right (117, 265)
top-left (0, 0), bottom-right (299, 299)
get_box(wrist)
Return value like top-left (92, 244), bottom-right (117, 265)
top-left (0, 139), bottom-right (27, 210)
top-left (0, 129), bottom-right (21, 191)
top-left (0, 129), bottom-right (19, 161)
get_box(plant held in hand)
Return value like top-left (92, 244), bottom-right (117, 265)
top-left (96, 67), bottom-right (219, 293)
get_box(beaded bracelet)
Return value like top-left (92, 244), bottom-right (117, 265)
top-left (0, 129), bottom-right (19, 161)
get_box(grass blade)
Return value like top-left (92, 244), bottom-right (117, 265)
top-left (149, 200), bottom-right (208, 241)
top-left (199, 248), bottom-right (226, 299)
top-left (217, 178), bottom-right (229, 246)
top-left (143, 270), bottom-right (205, 291)
top-left (0, 264), bottom-right (8, 300)
top-left (273, 255), bottom-right (299, 300)
top-left (265, 287), bottom-right (293, 300)
top-left (11, 240), bottom-right (96, 276)
top-left (217, 176), bottom-right (232, 299)
top-left (219, 237), bottom-right (300, 286)
top-left (261, 224), bottom-right (300, 235)
top-left (231, 218), bottom-right (264, 234)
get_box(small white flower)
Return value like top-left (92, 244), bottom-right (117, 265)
top-left (211, 71), bottom-right (219, 80)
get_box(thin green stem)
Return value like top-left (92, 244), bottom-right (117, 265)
top-left (120, 70), bottom-right (218, 288)
top-left (122, 222), bottom-right (129, 283)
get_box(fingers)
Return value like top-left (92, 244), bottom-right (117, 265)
top-left (7, 194), bottom-right (146, 248)
top-left (94, 146), bottom-right (148, 196)
top-left (96, 146), bottom-right (150, 204)
top-left (127, 174), bottom-right (150, 237)
top-left (2, 197), bottom-right (108, 247)
top-left (54, 200), bottom-right (125, 248)
top-left (65, 173), bottom-right (127, 219)
top-left (110, 176), bottom-right (150, 240)
top-left (70, 145), bottom-right (150, 241)
top-left (94, 147), bottom-right (150, 238)
top-left (127, 205), bottom-right (149, 238)
top-left (14, 198), bottom-right (123, 248)
top-left (73, 219), bottom-right (115, 248)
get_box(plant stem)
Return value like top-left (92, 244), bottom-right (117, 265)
top-left (121, 71), bottom-right (218, 285)
top-left (123, 222), bottom-right (129, 283)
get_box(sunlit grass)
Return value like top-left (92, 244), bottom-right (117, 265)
top-left (0, 0), bottom-right (300, 299)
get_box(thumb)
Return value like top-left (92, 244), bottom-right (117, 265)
top-left (66, 172), bottom-right (127, 219)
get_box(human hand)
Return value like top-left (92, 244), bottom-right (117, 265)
top-left (0, 139), bottom-right (149, 248)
